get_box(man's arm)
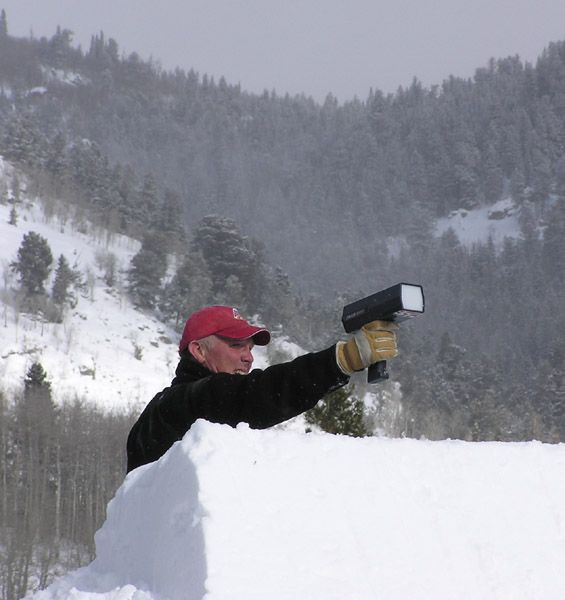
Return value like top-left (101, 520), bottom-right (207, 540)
top-left (126, 346), bottom-right (348, 472)
top-left (196, 345), bottom-right (349, 429)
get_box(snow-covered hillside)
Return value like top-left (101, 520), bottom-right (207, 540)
top-left (434, 196), bottom-right (522, 246)
top-left (26, 421), bottom-right (565, 600)
top-left (1, 154), bottom-right (529, 418)
top-left (0, 157), bottom-right (274, 412)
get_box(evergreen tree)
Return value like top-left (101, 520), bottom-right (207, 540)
top-left (97, 251), bottom-right (118, 287)
top-left (157, 188), bottom-right (185, 239)
top-left (45, 132), bottom-right (68, 180)
top-left (482, 142), bottom-right (505, 202)
top-left (160, 251), bottom-right (213, 326)
top-left (546, 344), bottom-right (565, 440)
top-left (11, 173), bottom-right (21, 204)
top-left (8, 204), bottom-right (17, 226)
top-left (68, 140), bottom-right (121, 226)
top-left (10, 231), bottom-right (53, 296)
top-left (218, 274), bottom-right (246, 311)
top-left (18, 361), bottom-right (57, 480)
top-left (49, 26), bottom-right (74, 68)
top-left (0, 181), bottom-right (7, 205)
top-left (114, 164), bottom-right (137, 230)
top-left (305, 385), bottom-right (368, 437)
top-left (190, 215), bottom-right (265, 306)
top-left (12, 361), bottom-right (58, 592)
top-left (132, 173), bottom-right (159, 227)
top-left (1, 114), bottom-right (47, 167)
top-left (468, 356), bottom-right (504, 440)
top-left (0, 9), bottom-right (7, 38)
top-left (128, 232), bottom-right (167, 309)
top-left (51, 255), bottom-right (77, 307)
top-left (181, 252), bottom-right (215, 314)
top-left (264, 266), bottom-right (297, 326)
top-left (541, 203), bottom-right (565, 285)
top-left (24, 362), bottom-right (53, 406)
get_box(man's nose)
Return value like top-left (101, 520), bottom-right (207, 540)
top-left (242, 347), bottom-right (253, 364)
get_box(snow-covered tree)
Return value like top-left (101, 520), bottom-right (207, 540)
top-left (10, 231), bottom-right (53, 296)
top-left (51, 254), bottom-right (78, 307)
top-left (128, 232), bottom-right (167, 309)
top-left (190, 215), bottom-right (265, 306)
top-left (305, 385), bottom-right (368, 437)
top-left (160, 251), bottom-right (213, 326)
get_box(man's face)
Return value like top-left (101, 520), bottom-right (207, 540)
top-left (193, 335), bottom-right (255, 375)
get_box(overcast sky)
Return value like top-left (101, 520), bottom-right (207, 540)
top-left (2, 0), bottom-right (565, 103)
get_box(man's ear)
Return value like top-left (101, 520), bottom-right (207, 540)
top-left (188, 340), bottom-right (207, 365)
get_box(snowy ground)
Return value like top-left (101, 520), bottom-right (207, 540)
top-left (0, 166), bottom-right (172, 411)
top-left (434, 197), bottom-right (521, 246)
top-left (26, 421), bottom-right (565, 600)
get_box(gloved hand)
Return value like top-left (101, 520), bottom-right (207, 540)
top-left (336, 320), bottom-right (398, 375)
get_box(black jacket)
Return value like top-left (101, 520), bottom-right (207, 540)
top-left (126, 345), bottom-right (349, 472)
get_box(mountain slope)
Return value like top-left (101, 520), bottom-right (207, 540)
top-left (0, 157), bottom-right (273, 411)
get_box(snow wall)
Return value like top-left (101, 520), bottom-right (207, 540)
top-left (29, 421), bottom-right (565, 600)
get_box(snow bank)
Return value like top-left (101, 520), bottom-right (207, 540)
top-left (28, 421), bottom-right (565, 600)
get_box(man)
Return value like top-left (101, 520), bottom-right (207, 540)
top-left (126, 305), bottom-right (398, 472)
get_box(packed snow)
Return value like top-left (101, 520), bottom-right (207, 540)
top-left (26, 420), bottom-right (565, 600)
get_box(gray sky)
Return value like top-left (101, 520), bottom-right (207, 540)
top-left (2, 0), bottom-right (565, 103)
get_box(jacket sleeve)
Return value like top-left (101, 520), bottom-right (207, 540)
top-left (126, 345), bottom-right (349, 472)
top-left (187, 344), bottom-right (350, 429)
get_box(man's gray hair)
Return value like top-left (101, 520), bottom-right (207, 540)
top-left (196, 335), bottom-right (217, 351)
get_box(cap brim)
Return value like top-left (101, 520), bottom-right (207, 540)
top-left (216, 324), bottom-right (271, 345)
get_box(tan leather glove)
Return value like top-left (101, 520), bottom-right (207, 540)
top-left (336, 320), bottom-right (399, 375)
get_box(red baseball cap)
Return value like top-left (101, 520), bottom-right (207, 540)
top-left (179, 305), bottom-right (271, 352)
